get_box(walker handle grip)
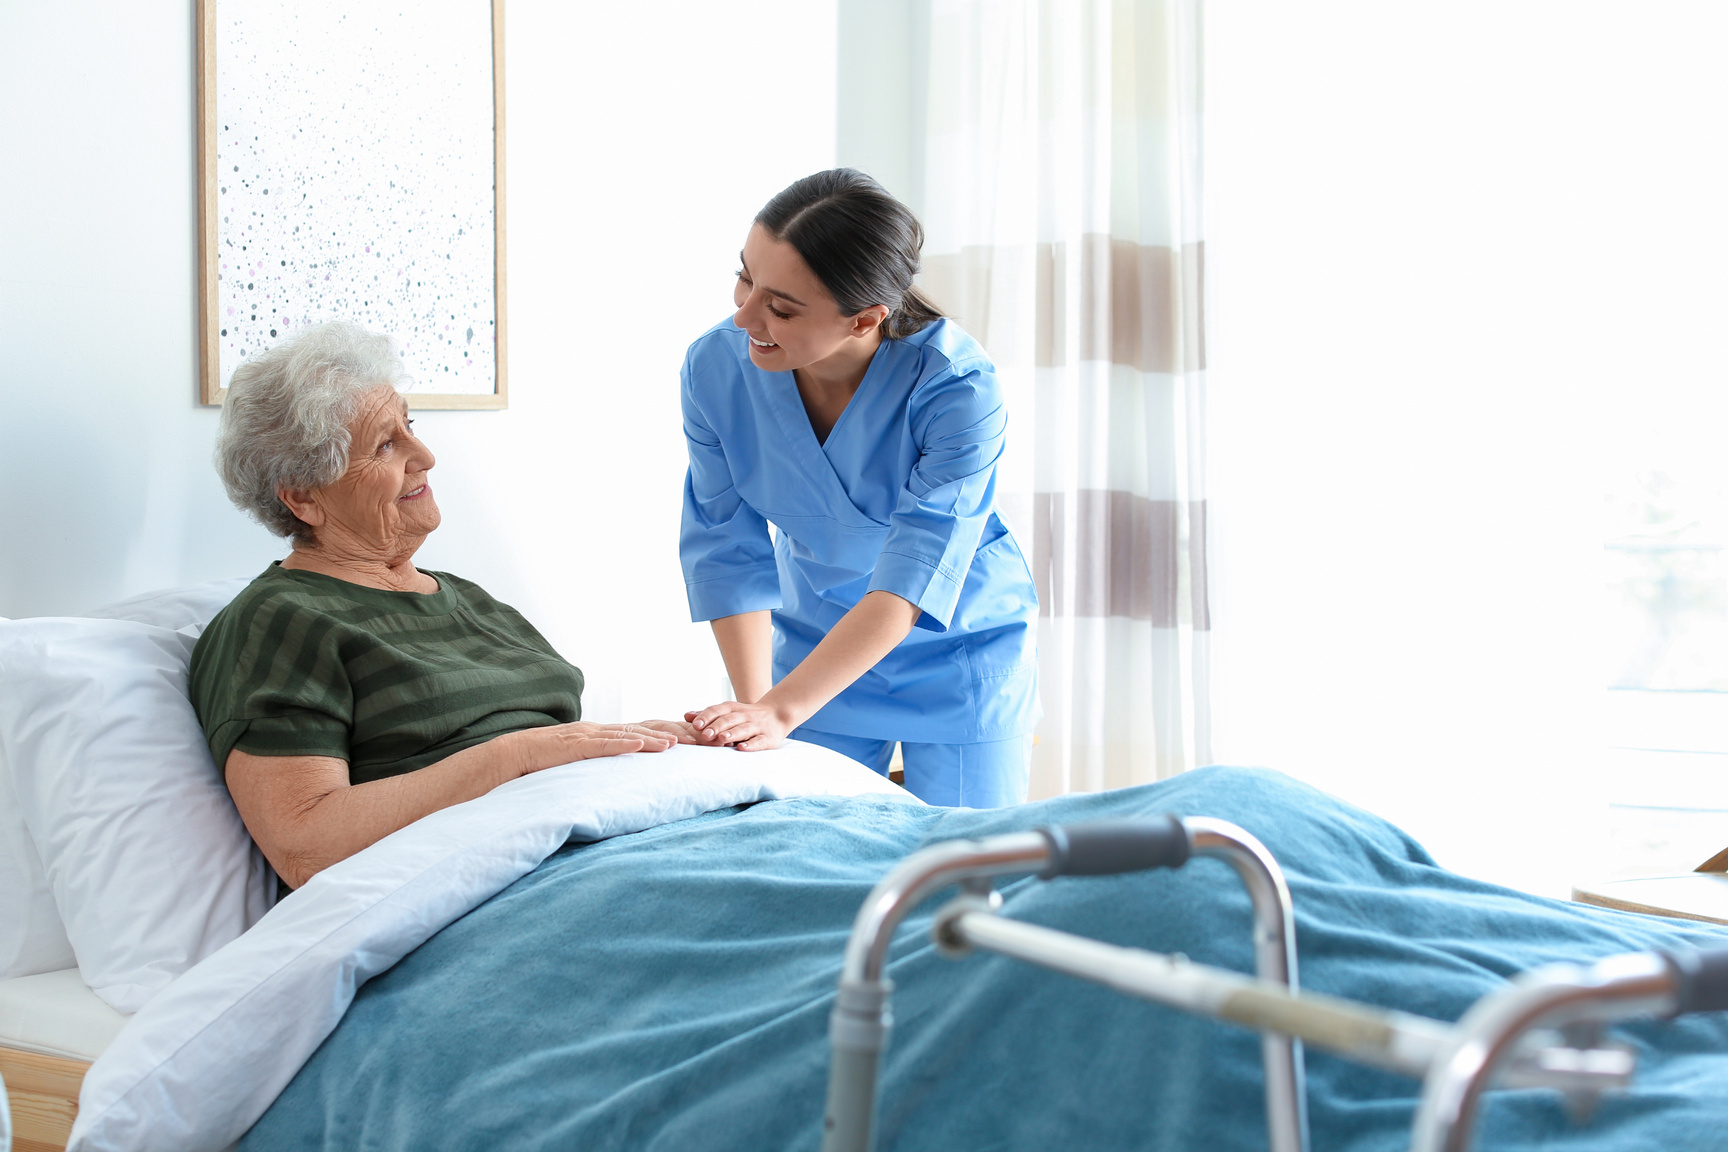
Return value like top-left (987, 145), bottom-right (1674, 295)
top-left (1664, 945), bottom-right (1728, 1014)
top-left (1036, 817), bottom-right (1190, 878)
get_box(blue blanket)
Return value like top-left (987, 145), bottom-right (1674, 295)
top-left (243, 767), bottom-right (1728, 1151)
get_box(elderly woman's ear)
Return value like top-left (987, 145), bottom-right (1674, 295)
top-left (277, 488), bottom-right (325, 530)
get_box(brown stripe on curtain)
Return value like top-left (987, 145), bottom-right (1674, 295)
top-left (921, 235), bottom-right (1206, 373)
top-left (1031, 490), bottom-right (1210, 628)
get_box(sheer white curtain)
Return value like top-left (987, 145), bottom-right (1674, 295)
top-left (911, 0), bottom-right (1208, 796)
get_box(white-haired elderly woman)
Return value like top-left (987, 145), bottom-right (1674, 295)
top-left (190, 321), bottom-right (713, 890)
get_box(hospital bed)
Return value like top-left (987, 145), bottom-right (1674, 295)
top-left (5, 832), bottom-right (1724, 1152)
top-left (5, 581), bottom-right (1728, 1151)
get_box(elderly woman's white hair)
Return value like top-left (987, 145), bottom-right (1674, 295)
top-left (215, 321), bottom-right (408, 541)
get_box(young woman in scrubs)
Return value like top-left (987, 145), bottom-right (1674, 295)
top-left (680, 169), bottom-right (1039, 806)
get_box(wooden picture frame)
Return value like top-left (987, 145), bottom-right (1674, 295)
top-left (197, 0), bottom-right (507, 409)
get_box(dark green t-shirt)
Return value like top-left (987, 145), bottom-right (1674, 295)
top-left (189, 564), bottom-right (584, 785)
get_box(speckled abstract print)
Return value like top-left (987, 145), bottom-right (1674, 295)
top-left (216, 1), bottom-right (497, 396)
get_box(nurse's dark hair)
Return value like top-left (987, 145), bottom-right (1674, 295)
top-left (755, 169), bottom-right (943, 340)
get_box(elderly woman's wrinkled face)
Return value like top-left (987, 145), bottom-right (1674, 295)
top-left (290, 385), bottom-right (439, 558)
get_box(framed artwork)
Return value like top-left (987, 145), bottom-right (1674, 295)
top-left (197, 0), bottom-right (506, 408)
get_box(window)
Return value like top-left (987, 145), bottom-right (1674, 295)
top-left (1605, 456), bottom-right (1728, 878)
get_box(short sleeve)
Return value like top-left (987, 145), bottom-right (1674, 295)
top-left (679, 347), bottom-right (783, 622)
top-left (867, 357), bottom-right (1006, 633)
top-left (191, 598), bottom-right (355, 774)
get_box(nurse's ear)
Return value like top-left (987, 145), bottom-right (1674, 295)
top-left (848, 303), bottom-right (890, 340)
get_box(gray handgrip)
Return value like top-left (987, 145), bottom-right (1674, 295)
top-left (1665, 945), bottom-right (1728, 1014)
top-left (1036, 816), bottom-right (1190, 878)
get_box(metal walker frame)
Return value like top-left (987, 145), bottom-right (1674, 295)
top-left (820, 816), bottom-right (1728, 1152)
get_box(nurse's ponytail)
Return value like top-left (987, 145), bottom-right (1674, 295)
top-left (755, 169), bottom-right (944, 340)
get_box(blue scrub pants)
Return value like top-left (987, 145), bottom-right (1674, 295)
top-left (790, 728), bottom-right (1030, 808)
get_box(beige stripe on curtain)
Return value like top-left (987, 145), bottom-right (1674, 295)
top-left (1029, 491), bottom-right (1210, 628)
top-left (914, 0), bottom-right (1208, 794)
top-left (923, 236), bottom-right (1207, 373)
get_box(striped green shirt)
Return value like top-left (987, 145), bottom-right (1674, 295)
top-left (189, 564), bottom-right (583, 785)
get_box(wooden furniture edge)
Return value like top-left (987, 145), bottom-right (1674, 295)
top-left (1, 1044), bottom-right (89, 1152)
top-left (1572, 883), bottom-right (1728, 927)
top-left (1695, 845), bottom-right (1728, 873)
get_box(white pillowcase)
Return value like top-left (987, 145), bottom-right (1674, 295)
top-left (81, 577), bottom-right (255, 633)
top-left (0, 578), bottom-right (255, 991)
top-left (0, 615), bottom-right (275, 1013)
top-left (0, 756), bottom-right (76, 979)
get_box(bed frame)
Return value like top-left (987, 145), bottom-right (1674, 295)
top-left (0, 1044), bottom-right (86, 1152)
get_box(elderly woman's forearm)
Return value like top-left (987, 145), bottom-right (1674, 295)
top-left (225, 726), bottom-right (664, 888)
top-left (225, 739), bottom-right (525, 888)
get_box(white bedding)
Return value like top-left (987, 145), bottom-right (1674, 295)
top-left (0, 616), bottom-right (274, 1012)
top-left (0, 968), bottom-right (127, 1062)
top-left (68, 742), bottom-right (915, 1152)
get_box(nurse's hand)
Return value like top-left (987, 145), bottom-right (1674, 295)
top-left (637, 719), bottom-right (730, 746)
top-left (684, 700), bottom-right (796, 752)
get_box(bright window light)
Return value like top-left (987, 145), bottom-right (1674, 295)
top-left (1206, 0), bottom-right (1728, 895)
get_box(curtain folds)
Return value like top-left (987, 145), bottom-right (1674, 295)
top-left (913, 0), bottom-right (1209, 795)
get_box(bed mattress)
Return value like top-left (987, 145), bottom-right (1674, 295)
top-left (0, 969), bottom-right (126, 1062)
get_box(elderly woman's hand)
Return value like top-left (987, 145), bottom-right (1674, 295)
top-left (514, 721), bottom-right (679, 772)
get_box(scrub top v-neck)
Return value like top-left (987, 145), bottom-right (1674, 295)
top-left (679, 316), bottom-right (1039, 744)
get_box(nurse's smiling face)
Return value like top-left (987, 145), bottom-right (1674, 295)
top-left (733, 224), bottom-right (889, 376)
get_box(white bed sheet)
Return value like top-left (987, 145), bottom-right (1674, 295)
top-left (0, 968), bottom-right (127, 1062)
top-left (68, 741), bottom-right (915, 1152)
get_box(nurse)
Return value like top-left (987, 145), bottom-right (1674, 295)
top-left (680, 169), bottom-right (1039, 807)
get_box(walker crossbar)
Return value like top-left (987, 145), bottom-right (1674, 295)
top-left (819, 816), bottom-right (1309, 1152)
top-left (932, 908), bottom-right (1634, 1091)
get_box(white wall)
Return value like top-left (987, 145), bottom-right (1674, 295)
top-left (0, 0), bottom-right (838, 724)
top-left (18, 0), bottom-right (1717, 895)
top-left (0, 3), bottom-right (268, 615)
top-left (1206, 1), bottom-right (1728, 894)
top-left (836, 0), bottom-right (924, 214)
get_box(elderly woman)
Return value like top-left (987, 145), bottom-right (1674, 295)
top-left (190, 321), bottom-right (707, 890)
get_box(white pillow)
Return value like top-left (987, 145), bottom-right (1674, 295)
top-left (0, 579), bottom-right (255, 993)
top-left (83, 577), bottom-right (256, 632)
top-left (0, 617), bottom-right (275, 1014)
top-left (0, 755), bottom-right (76, 979)
top-left (0, 624), bottom-right (80, 984)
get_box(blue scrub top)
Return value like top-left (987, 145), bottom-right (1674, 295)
top-left (680, 317), bottom-right (1040, 744)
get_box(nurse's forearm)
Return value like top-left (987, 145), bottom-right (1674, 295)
top-left (759, 591), bottom-right (921, 728)
top-left (710, 610), bottom-right (774, 703)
